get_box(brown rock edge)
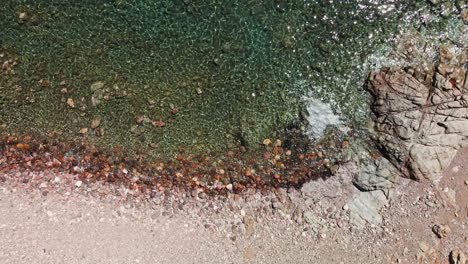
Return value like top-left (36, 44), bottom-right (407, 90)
top-left (367, 56), bottom-right (468, 183)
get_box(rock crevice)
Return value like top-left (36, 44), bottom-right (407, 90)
top-left (366, 55), bottom-right (468, 183)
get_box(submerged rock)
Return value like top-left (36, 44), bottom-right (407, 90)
top-left (303, 97), bottom-right (345, 139)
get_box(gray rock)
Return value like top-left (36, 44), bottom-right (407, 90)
top-left (302, 211), bottom-right (326, 230)
top-left (346, 190), bottom-right (388, 229)
top-left (367, 59), bottom-right (468, 183)
top-left (353, 158), bottom-right (400, 191)
top-left (443, 187), bottom-right (457, 205)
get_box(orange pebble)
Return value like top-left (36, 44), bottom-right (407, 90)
top-left (152, 121), bottom-right (165, 127)
top-left (341, 141), bottom-right (349, 149)
top-left (16, 143), bottom-right (30, 151)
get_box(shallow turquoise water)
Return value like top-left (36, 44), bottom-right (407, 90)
top-left (0, 0), bottom-right (463, 156)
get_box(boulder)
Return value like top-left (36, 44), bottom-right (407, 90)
top-left (366, 57), bottom-right (468, 183)
top-left (353, 157), bottom-right (400, 191)
top-left (346, 190), bottom-right (388, 229)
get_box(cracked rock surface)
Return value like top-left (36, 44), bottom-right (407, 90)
top-left (367, 54), bottom-right (468, 183)
top-left (353, 157), bottom-right (401, 191)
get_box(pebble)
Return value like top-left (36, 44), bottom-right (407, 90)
top-left (336, 220), bottom-right (344, 228)
top-left (292, 207), bottom-right (304, 224)
top-left (74, 181), bottom-right (83, 188)
top-left (198, 192), bottom-right (207, 199)
top-left (426, 201), bottom-right (436, 207)
top-left (303, 211), bottom-right (326, 230)
top-left (91, 117), bottom-right (101, 129)
top-left (449, 249), bottom-right (467, 264)
top-left (240, 209), bottom-right (246, 217)
top-left (67, 98), bottom-right (75, 108)
top-left (432, 224), bottom-right (451, 239)
top-left (272, 201), bottom-right (281, 209)
top-left (79, 128), bottom-right (88, 134)
top-left (274, 139), bottom-right (282, 147)
top-left (18, 12), bottom-right (27, 20)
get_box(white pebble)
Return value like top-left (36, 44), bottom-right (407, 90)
top-left (75, 181), bottom-right (83, 188)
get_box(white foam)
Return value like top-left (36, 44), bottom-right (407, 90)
top-left (303, 97), bottom-right (344, 139)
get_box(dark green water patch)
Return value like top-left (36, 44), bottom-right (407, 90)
top-left (0, 0), bottom-right (445, 158)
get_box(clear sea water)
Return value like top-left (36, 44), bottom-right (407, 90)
top-left (0, 0), bottom-right (465, 157)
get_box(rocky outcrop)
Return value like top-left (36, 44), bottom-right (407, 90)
top-left (367, 54), bottom-right (468, 183)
